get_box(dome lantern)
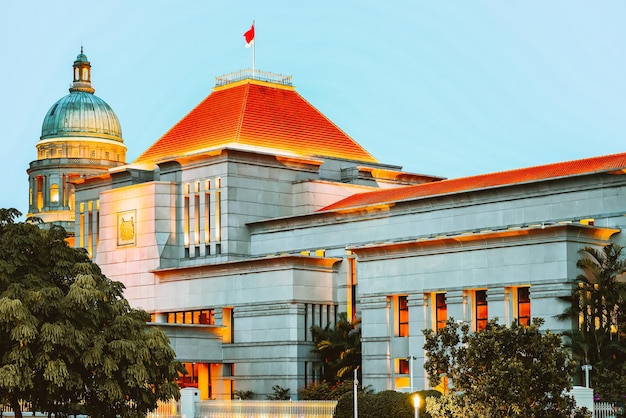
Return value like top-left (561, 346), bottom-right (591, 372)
top-left (70, 46), bottom-right (95, 94)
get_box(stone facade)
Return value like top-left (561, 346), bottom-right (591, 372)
top-left (65, 70), bottom-right (626, 399)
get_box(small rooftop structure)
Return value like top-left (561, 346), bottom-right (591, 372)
top-left (215, 69), bottom-right (293, 87)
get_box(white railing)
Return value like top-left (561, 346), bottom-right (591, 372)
top-left (147, 399), bottom-right (180, 418)
top-left (595, 402), bottom-right (617, 418)
top-left (0, 399), bottom-right (179, 418)
top-left (195, 400), bottom-right (337, 418)
top-left (215, 69), bottom-right (293, 87)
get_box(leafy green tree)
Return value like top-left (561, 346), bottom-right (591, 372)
top-left (423, 317), bottom-right (575, 418)
top-left (0, 209), bottom-right (184, 418)
top-left (559, 243), bottom-right (626, 401)
top-left (310, 312), bottom-right (361, 384)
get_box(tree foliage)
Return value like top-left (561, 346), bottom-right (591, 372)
top-left (559, 243), bottom-right (626, 401)
top-left (0, 209), bottom-right (184, 418)
top-left (310, 312), bottom-right (361, 384)
top-left (423, 317), bottom-right (575, 418)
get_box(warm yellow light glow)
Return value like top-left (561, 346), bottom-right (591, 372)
top-left (50, 184), bottom-right (59, 203)
top-left (413, 394), bottom-right (421, 408)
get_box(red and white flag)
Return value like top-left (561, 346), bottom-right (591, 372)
top-left (244, 24), bottom-right (255, 48)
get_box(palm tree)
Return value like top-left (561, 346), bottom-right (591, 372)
top-left (310, 312), bottom-right (361, 384)
top-left (559, 243), bottom-right (626, 400)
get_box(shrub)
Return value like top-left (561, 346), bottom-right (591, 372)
top-left (233, 390), bottom-right (254, 400)
top-left (266, 385), bottom-right (291, 400)
top-left (333, 389), bottom-right (440, 418)
top-left (299, 380), bottom-right (360, 400)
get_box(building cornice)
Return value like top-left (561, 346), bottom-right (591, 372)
top-left (153, 255), bottom-right (342, 282)
top-left (347, 224), bottom-right (620, 260)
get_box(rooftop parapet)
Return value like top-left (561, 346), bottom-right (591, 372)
top-left (215, 69), bottom-right (293, 87)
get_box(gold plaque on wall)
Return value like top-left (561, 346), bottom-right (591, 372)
top-left (117, 210), bottom-right (136, 246)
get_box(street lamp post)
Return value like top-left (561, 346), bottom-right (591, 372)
top-left (353, 367), bottom-right (359, 418)
top-left (407, 355), bottom-right (416, 392)
top-left (413, 394), bottom-right (421, 418)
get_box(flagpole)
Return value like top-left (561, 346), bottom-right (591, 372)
top-left (252, 20), bottom-right (255, 75)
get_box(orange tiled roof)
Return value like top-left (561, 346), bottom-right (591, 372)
top-left (134, 79), bottom-right (378, 164)
top-left (320, 152), bottom-right (626, 211)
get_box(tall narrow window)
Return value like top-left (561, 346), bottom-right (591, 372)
top-left (183, 196), bottom-right (190, 247)
top-left (398, 296), bottom-right (409, 337)
top-left (223, 308), bottom-right (233, 343)
top-left (475, 290), bottom-right (488, 331)
top-left (194, 194), bottom-right (200, 245)
top-left (50, 184), bottom-right (59, 204)
top-left (204, 192), bottom-right (210, 243)
top-left (517, 287), bottom-right (531, 326)
top-left (347, 256), bottom-right (357, 323)
top-left (36, 177), bottom-right (44, 211)
top-left (87, 210), bottom-right (93, 257)
top-left (78, 202), bottom-right (85, 249)
top-left (215, 190), bottom-right (221, 242)
top-left (436, 293), bottom-right (447, 331)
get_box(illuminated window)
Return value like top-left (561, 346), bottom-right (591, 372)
top-left (74, 68), bottom-right (79, 80)
top-left (396, 358), bottom-right (410, 374)
top-left (178, 362), bottom-right (211, 399)
top-left (398, 296), bottom-right (409, 337)
top-left (194, 194), bottom-right (200, 245)
top-left (184, 196), bottom-right (190, 247)
top-left (347, 256), bottom-right (357, 324)
top-left (223, 308), bottom-right (234, 343)
top-left (50, 184), bottom-right (59, 203)
top-left (517, 287), bottom-right (531, 326)
top-left (82, 68), bottom-right (88, 80)
top-left (204, 193), bottom-right (210, 243)
top-left (435, 293), bottom-right (447, 331)
top-left (475, 290), bottom-right (488, 331)
top-left (36, 177), bottom-right (43, 210)
top-left (90, 150), bottom-right (96, 158)
top-left (167, 309), bottom-right (215, 325)
top-left (215, 190), bottom-right (221, 242)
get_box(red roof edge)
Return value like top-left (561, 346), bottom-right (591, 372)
top-left (320, 152), bottom-right (626, 211)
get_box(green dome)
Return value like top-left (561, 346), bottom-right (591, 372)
top-left (41, 91), bottom-right (123, 142)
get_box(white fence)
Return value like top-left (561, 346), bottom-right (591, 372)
top-left (595, 402), bottom-right (618, 418)
top-left (195, 400), bottom-right (338, 418)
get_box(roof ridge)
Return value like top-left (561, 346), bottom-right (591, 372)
top-left (235, 83), bottom-right (250, 143)
top-left (293, 90), bottom-right (378, 162)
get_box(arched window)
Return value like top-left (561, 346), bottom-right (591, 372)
top-left (82, 68), bottom-right (88, 80)
top-left (50, 184), bottom-right (59, 204)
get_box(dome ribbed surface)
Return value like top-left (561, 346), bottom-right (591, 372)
top-left (41, 91), bottom-right (123, 141)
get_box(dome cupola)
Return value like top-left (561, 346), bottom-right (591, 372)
top-left (27, 49), bottom-right (127, 235)
top-left (40, 48), bottom-right (123, 143)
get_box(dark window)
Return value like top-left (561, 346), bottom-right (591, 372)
top-left (475, 290), bottom-right (488, 331)
top-left (398, 296), bottom-right (409, 337)
top-left (517, 287), bottom-right (531, 326)
top-left (436, 293), bottom-right (447, 331)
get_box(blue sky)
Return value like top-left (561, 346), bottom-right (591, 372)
top-left (1, 1), bottom-right (625, 215)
